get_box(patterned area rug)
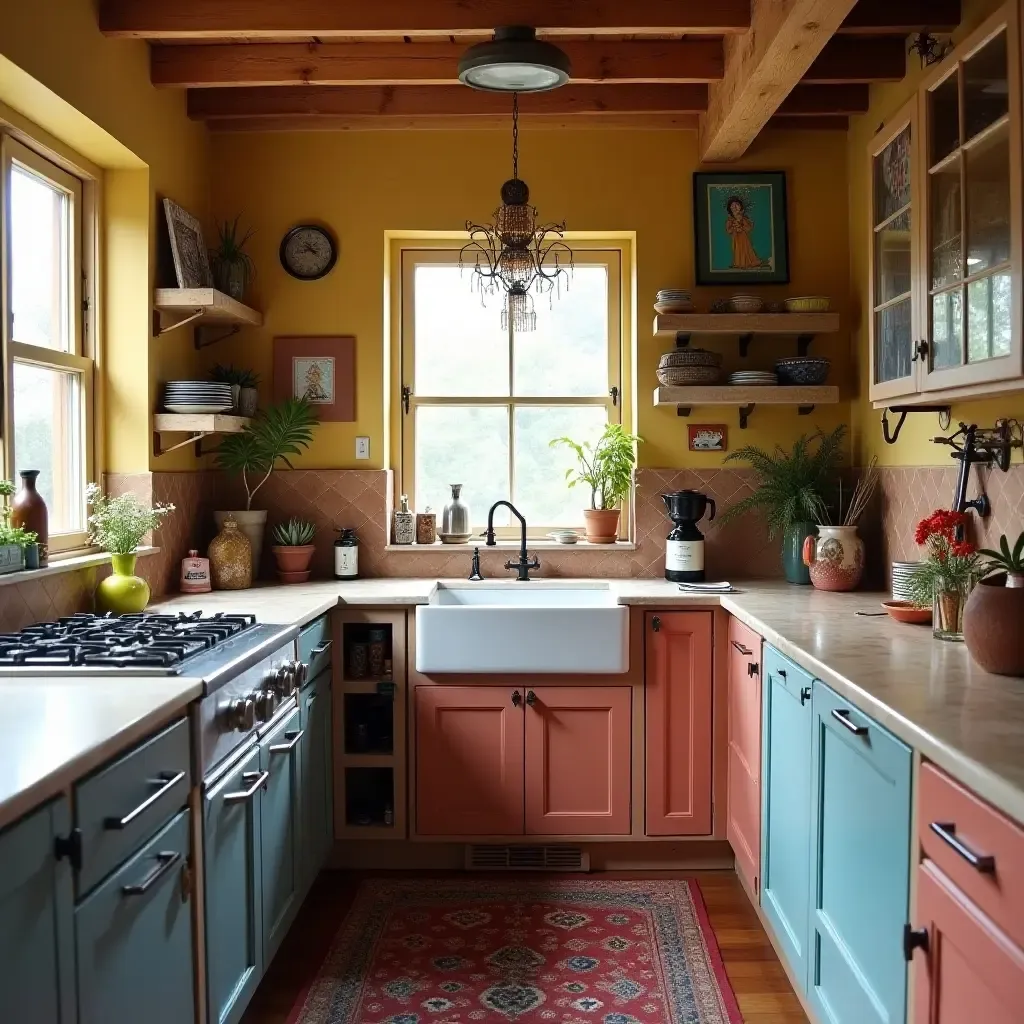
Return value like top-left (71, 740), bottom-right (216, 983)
top-left (289, 878), bottom-right (742, 1024)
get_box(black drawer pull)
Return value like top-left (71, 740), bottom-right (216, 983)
top-left (903, 924), bottom-right (929, 961)
top-left (800, 686), bottom-right (811, 705)
top-left (731, 640), bottom-right (752, 656)
top-left (269, 729), bottom-right (304, 754)
top-left (748, 662), bottom-right (759, 677)
top-left (309, 640), bottom-right (333, 661)
top-left (831, 708), bottom-right (868, 736)
top-left (103, 770), bottom-right (186, 830)
top-left (930, 822), bottom-right (996, 873)
top-left (122, 851), bottom-right (181, 896)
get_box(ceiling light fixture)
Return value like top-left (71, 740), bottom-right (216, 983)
top-left (458, 26), bottom-right (572, 93)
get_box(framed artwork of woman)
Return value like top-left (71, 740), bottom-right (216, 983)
top-left (692, 171), bottom-right (790, 285)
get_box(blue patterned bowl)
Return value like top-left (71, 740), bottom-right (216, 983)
top-left (775, 357), bottom-right (831, 385)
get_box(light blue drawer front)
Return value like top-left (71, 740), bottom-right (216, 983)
top-left (75, 717), bottom-right (191, 894)
top-left (760, 644), bottom-right (814, 990)
top-left (298, 615), bottom-right (332, 682)
top-left (809, 680), bottom-right (911, 1024)
top-left (75, 808), bottom-right (194, 1024)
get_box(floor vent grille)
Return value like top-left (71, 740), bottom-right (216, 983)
top-left (465, 845), bottom-right (590, 872)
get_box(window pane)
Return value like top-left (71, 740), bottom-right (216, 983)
top-left (874, 299), bottom-right (912, 384)
top-left (13, 361), bottom-right (84, 534)
top-left (967, 272), bottom-right (1012, 363)
top-left (514, 406), bottom-right (608, 527)
top-left (931, 288), bottom-right (964, 370)
top-left (964, 30), bottom-right (1008, 142)
top-left (11, 164), bottom-right (71, 352)
top-left (965, 128), bottom-right (1011, 275)
top-left (874, 209), bottom-right (912, 304)
top-left (514, 266), bottom-right (610, 397)
top-left (874, 126), bottom-right (911, 224)
top-left (413, 265), bottom-right (509, 397)
top-left (414, 406), bottom-right (510, 527)
top-left (928, 74), bottom-right (960, 168)
top-left (930, 164), bottom-right (962, 289)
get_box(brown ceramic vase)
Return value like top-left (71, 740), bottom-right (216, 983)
top-left (12, 470), bottom-right (48, 565)
top-left (962, 574), bottom-right (1024, 676)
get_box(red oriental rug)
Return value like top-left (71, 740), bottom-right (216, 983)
top-left (288, 878), bottom-right (742, 1024)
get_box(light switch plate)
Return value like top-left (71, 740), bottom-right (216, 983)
top-left (355, 436), bottom-right (370, 460)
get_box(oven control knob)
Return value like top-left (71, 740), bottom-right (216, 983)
top-left (270, 665), bottom-right (292, 698)
top-left (290, 659), bottom-right (307, 688)
top-left (254, 688), bottom-right (277, 722)
top-left (225, 697), bottom-right (255, 732)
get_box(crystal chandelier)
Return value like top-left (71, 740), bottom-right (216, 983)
top-left (460, 93), bottom-right (573, 332)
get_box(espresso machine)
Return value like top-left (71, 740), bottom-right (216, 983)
top-left (662, 490), bottom-right (716, 582)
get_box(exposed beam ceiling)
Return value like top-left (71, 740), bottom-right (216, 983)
top-left (777, 85), bottom-right (870, 116)
top-left (804, 36), bottom-right (906, 84)
top-left (699, 0), bottom-right (859, 162)
top-left (152, 39), bottom-right (725, 88)
top-left (100, 0), bottom-right (752, 39)
top-left (838, 0), bottom-right (960, 33)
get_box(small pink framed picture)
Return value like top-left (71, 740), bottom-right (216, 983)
top-left (273, 336), bottom-right (355, 421)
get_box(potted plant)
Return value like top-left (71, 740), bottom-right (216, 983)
top-left (963, 530), bottom-right (1024, 675)
top-left (906, 510), bottom-right (980, 642)
top-left (209, 215), bottom-right (255, 300)
top-left (214, 398), bottom-right (318, 576)
top-left (550, 424), bottom-right (641, 544)
top-left (720, 426), bottom-right (845, 584)
top-left (212, 363), bottom-right (261, 417)
top-left (271, 517), bottom-right (316, 583)
top-left (0, 480), bottom-right (38, 575)
top-left (86, 483), bottom-right (175, 613)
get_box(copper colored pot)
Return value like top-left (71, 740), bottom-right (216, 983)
top-left (582, 508), bottom-right (620, 544)
top-left (962, 575), bottom-right (1024, 676)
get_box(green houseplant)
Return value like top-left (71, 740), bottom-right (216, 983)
top-left (86, 483), bottom-right (175, 613)
top-left (720, 425), bottom-right (845, 584)
top-left (271, 517), bottom-right (317, 583)
top-left (214, 398), bottom-right (318, 575)
top-left (212, 363), bottom-right (261, 417)
top-left (550, 423), bottom-right (642, 544)
top-left (0, 479), bottom-right (38, 575)
top-left (963, 529), bottom-right (1024, 675)
top-left (209, 215), bottom-right (256, 300)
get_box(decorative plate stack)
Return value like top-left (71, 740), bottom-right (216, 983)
top-left (728, 369), bottom-right (778, 386)
top-left (891, 561), bottom-right (925, 603)
top-left (657, 347), bottom-right (721, 386)
top-left (163, 381), bottom-right (234, 414)
top-left (775, 357), bottom-right (831, 385)
top-left (654, 288), bottom-right (694, 314)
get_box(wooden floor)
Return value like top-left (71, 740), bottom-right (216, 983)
top-left (241, 870), bottom-right (807, 1024)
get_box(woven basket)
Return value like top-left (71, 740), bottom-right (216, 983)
top-left (658, 347), bottom-right (722, 369)
top-left (657, 365), bottom-right (721, 386)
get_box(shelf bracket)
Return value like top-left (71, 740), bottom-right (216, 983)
top-left (797, 334), bottom-right (815, 356)
top-left (675, 332), bottom-right (691, 349)
top-left (155, 308), bottom-right (204, 337)
top-left (153, 430), bottom-right (216, 459)
top-left (881, 405), bottom-right (952, 445)
top-left (738, 404), bottom-right (756, 429)
top-left (675, 406), bottom-right (692, 418)
top-left (797, 405), bottom-right (816, 416)
top-left (738, 333), bottom-right (754, 358)
top-left (194, 324), bottom-right (240, 350)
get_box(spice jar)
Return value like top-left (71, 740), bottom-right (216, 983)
top-left (416, 507), bottom-right (437, 545)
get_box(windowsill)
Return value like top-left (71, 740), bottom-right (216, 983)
top-left (0, 546), bottom-right (160, 588)
top-left (384, 540), bottom-right (637, 553)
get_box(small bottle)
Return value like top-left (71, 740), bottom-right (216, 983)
top-left (384, 803), bottom-right (394, 827)
top-left (334, 527), bottom-right (359, 580)
top-left (180, 549), bottom-right (212, 594)
top-left (393, 494), bottom-right (415, 545)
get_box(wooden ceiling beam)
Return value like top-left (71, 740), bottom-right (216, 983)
top-left (151, 39), bottom-right (724, 88)
top-left (777, 84), bottom-right (870, 115)
top-left (100, 0), bottom-right (751, 39)
top-left (803, 36), bottom-right (906, 84)
top-left (186, 84), bottom-right (710, 120)
top-left (698, 0), bottom-right (859, 162)
top-left (838, 0), bottom-right (960, 34)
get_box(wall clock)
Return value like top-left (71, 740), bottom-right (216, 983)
top-left (279, 224), bottom-right (338, 280)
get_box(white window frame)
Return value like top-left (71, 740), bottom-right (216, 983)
top-left (1, 134), bottom-right (95, 554)
top-left (399, 245), bottom-right (625, 539)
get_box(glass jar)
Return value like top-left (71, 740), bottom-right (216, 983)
top-left (933, 577), bottom-right (975, 642)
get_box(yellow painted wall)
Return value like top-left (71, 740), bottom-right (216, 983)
top-left (1, 0), bottom-right (210, 473)
top-left (848, 0), bottom-right (1023, 467)
top-left (209, 127), bottom-right (851, 469)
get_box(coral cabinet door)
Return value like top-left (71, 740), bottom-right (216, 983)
top-left (644, 612), bottom-right (714, 835)
top-left (524, 687), bottom-right (632, 835)
top-left (727, 618), bottom-right (762, 896)
top-left (913, 860), bottom-right (1024, 1024)
top-left (415, 686), bottom-right (525, 836)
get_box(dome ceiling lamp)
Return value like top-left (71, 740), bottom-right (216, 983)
top-left (458, 29), bottom-right (574, 332)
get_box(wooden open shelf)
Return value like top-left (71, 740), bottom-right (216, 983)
top-left (654, 384), bottom-right (839, 428)
top-left (654, 312), bottom-right (840, 337)
top-left (152, 413), bottom-right (251, 457)
top-left (154, 287), bottom-right (262, 347)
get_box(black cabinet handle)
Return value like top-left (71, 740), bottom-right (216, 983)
top-left (512, 690), bottom-right (522, 707)
top-left (731, 640), bottom-right (752, 656)
top-left (800, 686), bottom-right (811, 705)
top-left (748, 662), bottom-right (759, 677)
top-left (929, 822), bottom-right (996, 873)
top-left (903, 924), bottom-right (929, 961)
top-left (121, 851), bottom-right (181, 896)
top-left (103, 770), bottom-right (186, 830)
top-left (831, 708), bottom-right (868, 736)
top-left (652, 616), bottom-right (661, 632)
top-left (526, 690), bottom-right (537, 707)
top-left (777, 668), bottom-right (787, 679)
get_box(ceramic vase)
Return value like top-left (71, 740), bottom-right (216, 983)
top-left (96, 553), bottom-right (150, 614)
top-left (441, 484), bottom-right (472, 543)
top-left (209, 516), bottom-right (253, 590)
top-left (802, 525), bottom-right (865, 592)
top-left (238, 387), bottom-right (259, 417)
top-left (963, 575), bottom-right (1024, 675)
top-left (583, 508), bottom-right (620, 544)
top-left (214, 509), bottom-right (266, 577)
top-left (782, 521), bottom-right (817, 585)
top-left (12, 469), bottom-right (48, 566)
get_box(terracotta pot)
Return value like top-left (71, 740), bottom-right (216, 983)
top-left (271, 544), bottom-right (315, 579)
top-left (802, 525), bottom-right (865, 592)
top-left (963, 574), bottom-right (1024, 675)
top-left (11, 469), bottom-right (48, 566)
top-left (583, 508), bottom-right (620, 544)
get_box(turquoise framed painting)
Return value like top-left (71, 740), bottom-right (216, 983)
top-left (693, 171), bottom-right (790, 285)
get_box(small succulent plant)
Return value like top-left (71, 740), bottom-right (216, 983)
top-left (272, 517), bottom-right (315, 547)
top-left (211, 364), bottom-right (261, 388)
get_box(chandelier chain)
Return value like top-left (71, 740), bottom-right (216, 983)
top-left (512, 92), bottom-right (519, 180)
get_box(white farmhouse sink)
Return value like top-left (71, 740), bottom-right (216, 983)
top-left (415, 582), bottom-right (629, 674)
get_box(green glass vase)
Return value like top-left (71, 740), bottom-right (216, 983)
top-left (782, 521), bottom-right (817, 585)
top-left (96, 553), bottom-right (151, 614)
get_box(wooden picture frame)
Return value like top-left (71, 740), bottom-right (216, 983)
top-left (693, 171), bottom-right (790, 285)
top-left (273, 335), bottom-right (356, 421)
top-left (162, 198), bottom-right (212, 289)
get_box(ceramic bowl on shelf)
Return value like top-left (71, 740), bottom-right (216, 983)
top-left (548, 530), bottom-right (581, 544)
top-left (654, 301), bottom-right (695, 314)
top-left (784, 296), bottom-right (831, 313)
top-left (729, 294), bottom-right (764, 313)
top-left (881, 600), bottom-right (932, 624)
top-left (775, 357), bottom-right (831, 385)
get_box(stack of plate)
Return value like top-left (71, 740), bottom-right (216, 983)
top-left (163, 381), bottom-right (234, 414)
top-left (892, 561), bottom-right (925, 602)
top-left (654, 288), bottom-right (694, 314)
top-left (728, 370), bottom-right (778, 386)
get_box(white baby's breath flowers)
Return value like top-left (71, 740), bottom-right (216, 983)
top-left (85, 483), bottom-right (175, 555)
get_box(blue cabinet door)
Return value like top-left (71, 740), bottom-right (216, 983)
top-left (204, 742), bottom-right (263, 1024)
top-left (760, 645), bottom-right (814, 989)
top-left (0, 799), bottom-right (76, 1023)
top-left (808, 681), bottom-right (911, 1024)
top-left (75, 809), bottom-right (194, 1024)
top-left (300, 671), bottom-right (333, 893)
top-left (261, 705), bottom-right (303, 966)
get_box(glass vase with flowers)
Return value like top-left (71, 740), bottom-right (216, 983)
top-left (908, 510), bottom-right (980, 641)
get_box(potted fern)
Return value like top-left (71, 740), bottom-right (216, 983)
top-left (271, 517), bottom-right (316, 583)
top-left (550, 424), bottom-right (642, 543)
top-left (720, 426), bottom-right (845, 584)
top-left (963, 530), bottom-right (1024, 675)
top-left (214, 398), bottom-right (318, 575)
